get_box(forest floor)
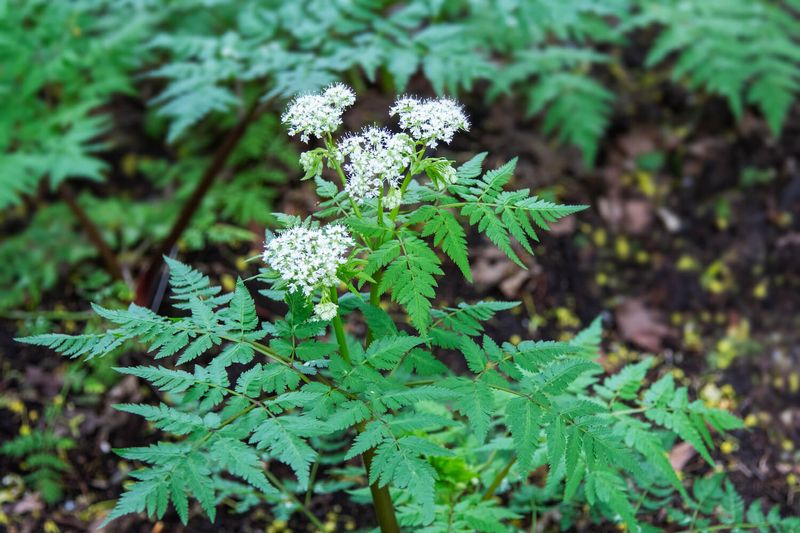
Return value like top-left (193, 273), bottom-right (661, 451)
top-left (1, 84), bottom-right (799, 532)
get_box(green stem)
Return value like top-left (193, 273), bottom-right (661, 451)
top-left (362, 441), bottom-right (401, 533)
top-left (264, 469), bottom-right (326, 531)
top-left (356, 276), bottom-right (400, 533)
top-left (326, 135), bottom-right (362, 218)
top-left (388, 145), bottom-right (426, 222)
top-left (365, 273), bottom-right (383, 346)
top-left (305, 460), bottom-right (320, 507)
top-left (388, 173), bottom-right (414, 222)
top-left (329, 288), bottom-right (351, 367)
top-left (482, 456), bottom-right (516, 501)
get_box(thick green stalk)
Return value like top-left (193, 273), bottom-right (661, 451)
top-left (365, 273), bottom-right (383, 346)
top-left (362, 447), bottom-right (401, 533)
top-left (363, 274), bottom-right (400, 532)
top-left (482, 456), bottom-right (516, 501)
top-left (331, 279), bottom-right (399, 532)
top-left (388, 172), bottom-right (414, 222)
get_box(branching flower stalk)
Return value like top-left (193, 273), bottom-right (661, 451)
top-left (20, 84), bottom-right (798, 533)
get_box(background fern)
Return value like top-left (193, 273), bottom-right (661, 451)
top-left (631, 0), bottom-right (800, 135)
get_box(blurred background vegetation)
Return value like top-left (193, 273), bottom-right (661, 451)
top-left (1, 1), bottom-right (799, 530)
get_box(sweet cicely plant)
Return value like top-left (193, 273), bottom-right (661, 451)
top-left (22, 85), bottom-right (747, 531)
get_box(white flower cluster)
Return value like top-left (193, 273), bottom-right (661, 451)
top-left (281, 83), bottom-right (356, 142)
top-left (383, 187), bottom-right (403, 210)
top-left (263, 224), bottom-right (354, 296)
top-left (390, 96), bottom-right (470, 147)
top-left (313, 302), bottom-right (339, 321)
top-left (340, 126), bottom-right (414, 201)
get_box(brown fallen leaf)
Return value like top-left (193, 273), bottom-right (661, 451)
top-left (598, 197), bottom-right (653, 235)
top-left (471, 247), bottom-right (518, 290)
top-left (548, 215), bottom-right (577, 236)
top-left (669, 441), bottom-right (697, 472)
top-left (500, 269), bottom-right (532, 299)
top-left (615, 298), bottom-right (674, 352)
top-left (11, 492), bottom-right (44, 515)
top-left (617, 127), bottom-right (660, 160)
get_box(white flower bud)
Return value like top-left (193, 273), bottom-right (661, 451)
top-left (313, 302), bottom-right (339, 321)
top-left (442, 165), bottom-right (457, 185)
top-left (383, 188), bottom-right (403, 210)
top-left (299, 151), bottom-right (323, 179)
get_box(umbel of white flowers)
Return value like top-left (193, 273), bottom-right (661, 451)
top-left (274, 85), bottom-right (469, 319)
top-left (390, 96), bottom-right (470, 147)
top-left (340, 126), bottom-right (414, 201)
top-left (263, 224), bottom-right (353, 305)
top-left (283, 84), bottom-right (469, 202)
top-left (281, 83), bottom-right (356, 142)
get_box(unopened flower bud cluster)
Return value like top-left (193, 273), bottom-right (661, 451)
top-left (263, 224), bottom-right (354, 297)
top-left (313, 302), bottom-right (339, 321)
top-left (383, 188), bottom-right (403, 210)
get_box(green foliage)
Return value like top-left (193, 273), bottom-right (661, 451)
top-left (139, 0), bottom-right (800, 167)
top-left (19, 249), bottom-right (769, 528)
top-left (21, 86), bottom-right (783, 532)
top-left (452, 154), bottom-right (588, 267)
top-left (0, 431), bottom-right (75, 504)
top-left (408, 205), bottom-right (471, 281)
top-left (368, 231), bottom-right (443, 334)
top-left (632, 0), bottom-right (800, 135)
top-left (0, 0), bottom-right (153, 207)
top-left (0, 3), bottom-right (297, 319)
top-left (4, 3), bottom-right (794, 526)
top-left (489, 48), bottom-right (615, 165)
top-left (664, 473), bottom-right (800, 532)
top-left (5, 0), bottom-right (799, 334)
top-left (145, 0), bottom-right (627, 161)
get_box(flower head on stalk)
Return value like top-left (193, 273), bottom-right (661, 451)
top-left (339, 126), bottom-right (414, 202)
top-left (390, 96), bottom-right (469, 148)
top-left (282, 83), bottom-right (356, 142)
top-left (263, 223), bottom-right (354, 298)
